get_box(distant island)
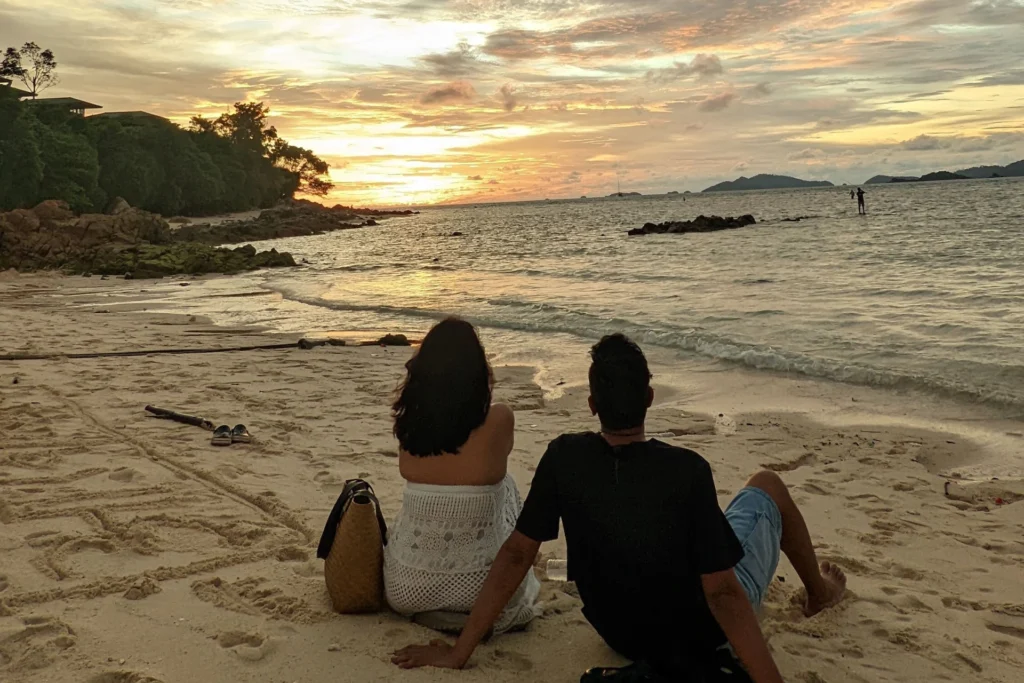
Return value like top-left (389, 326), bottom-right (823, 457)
top-left (703, 174), bottom-right (834, 193)
top-left (865, 160), bottom-right (1024, 185)
top-left (891, 171), bottom-right (967, 183)
top-left (608, 191), bottom-right (642, 197)
top-left (956, 160), bottom-right (1024, 178)
top-left (864, 175), bottom-right (918, 184)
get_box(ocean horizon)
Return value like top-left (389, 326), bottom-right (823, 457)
top-left (139, 177), bottom-right (1024, 416)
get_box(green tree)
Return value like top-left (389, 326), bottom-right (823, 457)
top-left (91, 118), bottom-right (164, 208)
top-left (1, 42), bottom-right (59, 98)
top-left (1, 92), bottom-right (332, 215)
top-left (194, 102), bottom-right (334, 200)
top-left (0, 92), bottom-right (43, 209)
top-left (34, 118), bottom-right (103, 212)
top-left (272, 140), bottom-right (333, 196)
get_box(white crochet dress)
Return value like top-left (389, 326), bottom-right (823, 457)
top-left (383, 474), bottom-right (540, 633)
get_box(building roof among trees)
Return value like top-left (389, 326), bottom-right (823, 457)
top-left (91, 110), bottom-right (168, 123)
top-left (0, 77), bottom-right (33, 98)
top-left (26, 97), bottom-right (102, 110)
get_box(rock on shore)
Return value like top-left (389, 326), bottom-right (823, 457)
top-left (172, 200), bottom-right (371, 245)
top-left (627, 214), bottom-right (756, 236)
top-left (0, 199), bottom-right (297, 278)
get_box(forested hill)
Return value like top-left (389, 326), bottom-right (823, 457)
top-left (703, 174), bottom-right (834, 192)
top-left (0, 93), bottom-right (333, 216)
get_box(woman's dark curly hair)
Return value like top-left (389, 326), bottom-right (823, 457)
top-left (393, 317), bottom-right (493, 456)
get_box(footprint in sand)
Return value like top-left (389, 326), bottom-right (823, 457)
top-left (108, 468), bottom-right (139, 483)
top-left (953, 653), bottom-right (983, 673)
top-left (0, 616), bottom-right (77, 672)
top-left (87, 673), bottom-right (163, 683)
top-left (487, 649), bottom-right (534, 672)
top-left (216, 631), bottom-right (273, 661)
top-left (290, 561), bottom-right (320, 578)
top-left (763, 452), bottom-right (816, 473)
top-left (797, 673), bottom-right (829, 683)
top-left (275, 546), bottom-right (309, 562)
top-left (0, 574), bottom-right (8, 592)
top-left (985, 621), bottom-right (1024, 640)
top-left (123, 578), bottom-right (161, 601)
top-left (799, 481), bottom-right (833, 496)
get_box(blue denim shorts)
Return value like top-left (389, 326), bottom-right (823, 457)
top-left (724, 486), bottom-right (782, 607)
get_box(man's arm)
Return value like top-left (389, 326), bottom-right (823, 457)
top-left (392, 531), bottom-right (541, 669)
top-left (702, 569), bottom-right (785, 683)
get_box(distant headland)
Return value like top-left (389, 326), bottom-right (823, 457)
top-left (866, 160), bottom-right (1024, 185)
top-left (703, 174), bottom-right (833, 193)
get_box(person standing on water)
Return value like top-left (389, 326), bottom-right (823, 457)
top-left (856, 187), bottom-right (866, 214)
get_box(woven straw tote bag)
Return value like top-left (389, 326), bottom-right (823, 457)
top-left (323, 489), bottom-right (385, 613)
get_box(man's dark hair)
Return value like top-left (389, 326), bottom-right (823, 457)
top-left (393, 317), bottom-right (493, 456)
top-left (589, 333), bottom-right (652, 430)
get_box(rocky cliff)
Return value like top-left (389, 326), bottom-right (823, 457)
top-left (0, 199), bottom-right (296, 278)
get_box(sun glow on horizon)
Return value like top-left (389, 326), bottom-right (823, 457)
top-left (5, 0), bottom-right (1023, 206)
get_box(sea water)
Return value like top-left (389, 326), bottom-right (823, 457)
top-left (146, 177), bottom-right (1024, 413)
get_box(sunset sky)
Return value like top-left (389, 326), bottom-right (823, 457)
top-left (2, 0), bottom-right (1023, 206)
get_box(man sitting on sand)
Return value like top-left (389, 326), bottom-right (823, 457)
top-left (392, 334), bottom-right (846, 682)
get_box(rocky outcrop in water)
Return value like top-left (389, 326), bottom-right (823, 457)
top-left (627, 214), bottom-right (757, 236)
top-left (332, 204), bottom-right (419, 217)
top-left (0, 199), bottom-right (296, 278)
top-left (172, 200), bottom-right (366, 245)
top-left (168, 199), bottom-right (417, 246)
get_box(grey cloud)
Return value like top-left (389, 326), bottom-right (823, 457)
top-left (697, 91), bottom-right (736, 112)
top-left (421, 41), bottom-right (481, 77)
top-left (900, 134), bottom-right (947, 151)
top-left (481, 13), bottom-right (674, 63)
top-left (497, 83), bottom-right (518, 112)
top-left (483, 29), bottom-right (545, 60)
top-left (897, 132), bottom-right (1023, 154)
top-left (488, 179), bottom-right (500, 184)
top-left (420, 80), bottom-right (476, 105)
top-left (468, 174), bottom-right (483, 180)
top-left (967, 69), bottom-right (1024, 87)
top-left (752, 82), bottom-right (773, 95)
top-left (788, 148), bottom-right (826, 161)
top-left (645, 54), bottom-right (723, 84)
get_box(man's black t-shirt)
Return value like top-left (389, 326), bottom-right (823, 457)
top-left (515, 432), bottom-right (744, 667)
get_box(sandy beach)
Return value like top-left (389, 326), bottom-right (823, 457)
top-left (1, 273), bottom-right (1023, 683)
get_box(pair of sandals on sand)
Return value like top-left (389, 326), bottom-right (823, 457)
top-left (211, 424), bottom-right (252, 446)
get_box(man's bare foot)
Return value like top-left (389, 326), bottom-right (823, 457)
top-left (804, 561), bottom-right (847, 617)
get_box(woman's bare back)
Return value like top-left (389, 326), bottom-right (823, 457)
top-left (398, 403), bottom-right (514, 487)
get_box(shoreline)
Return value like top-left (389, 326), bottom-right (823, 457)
top-left (10, 269), bottom-right (1022, 481)
top-left (1, 272), bottom-right (1023, 683)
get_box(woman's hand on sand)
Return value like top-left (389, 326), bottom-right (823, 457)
top-left (392, 639), bottom-right (464, 669)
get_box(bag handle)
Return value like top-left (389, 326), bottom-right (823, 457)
top-left (317, 478), bottom-right (388, 559)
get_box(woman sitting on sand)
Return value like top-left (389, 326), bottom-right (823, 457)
top-left (383, 317), bottom-right (539, 633)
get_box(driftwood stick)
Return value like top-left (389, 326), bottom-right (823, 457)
top-left (1, 336), bottom-right (418, 362)
top-left (145, 405), bottom-right (215, 431)
top-left (1, 341), bottom-right (305, 362)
